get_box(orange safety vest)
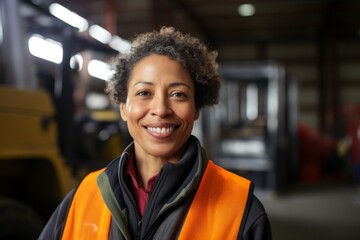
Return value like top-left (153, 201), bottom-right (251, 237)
top-left (62, 161), bottom-right (251, 240)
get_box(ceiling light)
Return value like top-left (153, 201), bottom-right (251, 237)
top-left (49, 3), bottom-right (88, 32)
top-left (28, 34), bottom-right (63, 64)
top-left (89, 25), bottom-right (112, 44)
top-left (70, 53), bottom-right (83, 70)
top-left (88, 59), bottom-right (114, 81)
top-left (237, 4), bottom-right (256, 17)
top-left (109, 36), bottom-right (131, 53)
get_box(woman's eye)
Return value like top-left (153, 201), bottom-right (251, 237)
top-left (136, 90), bottom-right (151, 96)
top-left (171, 92), bottom-right (187, 98)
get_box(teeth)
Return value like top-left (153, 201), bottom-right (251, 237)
top-left (148, 127), bottom-right (174, 133)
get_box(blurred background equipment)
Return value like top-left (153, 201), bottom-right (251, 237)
top-left (199, 61), bottom-right (298, 191)
top-left (0, 0), bottom-right (129, 238)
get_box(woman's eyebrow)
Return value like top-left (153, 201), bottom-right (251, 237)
top-left (169, 82), bottom-right (192, 90)
top-left (132, 81), bottom-right (192, 90)
top-left (132, 81), bottom-right (153, 87)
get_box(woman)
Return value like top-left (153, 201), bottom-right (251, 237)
top-left (39, 27), bottom-right (272, 240)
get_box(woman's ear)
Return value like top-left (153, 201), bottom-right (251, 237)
top-left (119, 103), bottom-right (127, 121)
top-left (195, 109), bottom-right (200, 120)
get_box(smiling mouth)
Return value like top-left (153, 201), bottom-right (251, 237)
top-left (146, 126), bottom-right (176, 134)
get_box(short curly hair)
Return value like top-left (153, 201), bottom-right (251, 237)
top-left (106, 26), bottom-right (221, 109)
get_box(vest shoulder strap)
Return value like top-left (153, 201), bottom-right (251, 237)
top-left (178, 161), bottom-right (252, 240)
top-left (61, 169), bottom-right (111, 240)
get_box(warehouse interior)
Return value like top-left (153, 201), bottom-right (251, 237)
top-left (1, 0), bottom-right (360, 239)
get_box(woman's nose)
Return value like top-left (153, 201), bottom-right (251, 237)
top-left (150, 94), bottom-right (173, 117)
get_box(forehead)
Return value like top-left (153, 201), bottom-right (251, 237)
top-left (129, 54), bottom-right (194, 86)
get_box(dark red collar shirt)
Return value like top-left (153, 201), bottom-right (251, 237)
top-left (126, 155), bottom-right (158, 216)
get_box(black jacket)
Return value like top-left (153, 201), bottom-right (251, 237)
top-left (39, 136), bottom-right (272, 240)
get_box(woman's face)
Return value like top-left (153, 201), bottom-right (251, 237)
top-left (120, 54), bottom-right (199, 162)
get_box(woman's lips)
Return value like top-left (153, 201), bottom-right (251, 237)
top-left (145, 125), bottom-right (178, 138)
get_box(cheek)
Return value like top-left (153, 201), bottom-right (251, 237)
top-left (177, 106), bottom-right (198, 122)
top-left (126, 102), bottom-right (147, 120)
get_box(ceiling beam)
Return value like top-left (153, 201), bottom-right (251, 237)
top-left (175, 0), bottom-right (214, 45)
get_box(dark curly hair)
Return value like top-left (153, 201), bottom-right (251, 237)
top-left (106, 26), bottom-right (221, 109)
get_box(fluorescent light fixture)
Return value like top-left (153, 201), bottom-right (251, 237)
top-left (89, 25), bottom-right (112, 44)
top-left (88, 59), bottom-right (114, 81)
top-left (237, 4), bottom-right (256, 17)
top-left (28, 34), bottom-right (63, 64)
top-left (109, 35), bottom-right (131, 53)
top-left (70, 53), bottom-right (84, 70)
top-left (49, 3), bottom-right (88, 32)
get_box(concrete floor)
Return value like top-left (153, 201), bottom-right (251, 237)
top-left (259, 182), bottom-right (360, 240)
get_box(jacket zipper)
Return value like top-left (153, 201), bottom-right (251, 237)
top-left (141, 167), bottom-right (168, 239)
top-left (141, 170), bottom-right (198, 240)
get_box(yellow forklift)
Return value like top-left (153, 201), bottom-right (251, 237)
top-left (0, 0), bottom-right (126, 238)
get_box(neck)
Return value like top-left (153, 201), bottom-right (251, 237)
top-left (132, 140), bottom-right (190, 189)
top-left (135, 156), bottom-right (165, 189)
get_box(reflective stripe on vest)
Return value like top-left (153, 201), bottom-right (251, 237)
top-left (61, 161), bottom-right (251, 239)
